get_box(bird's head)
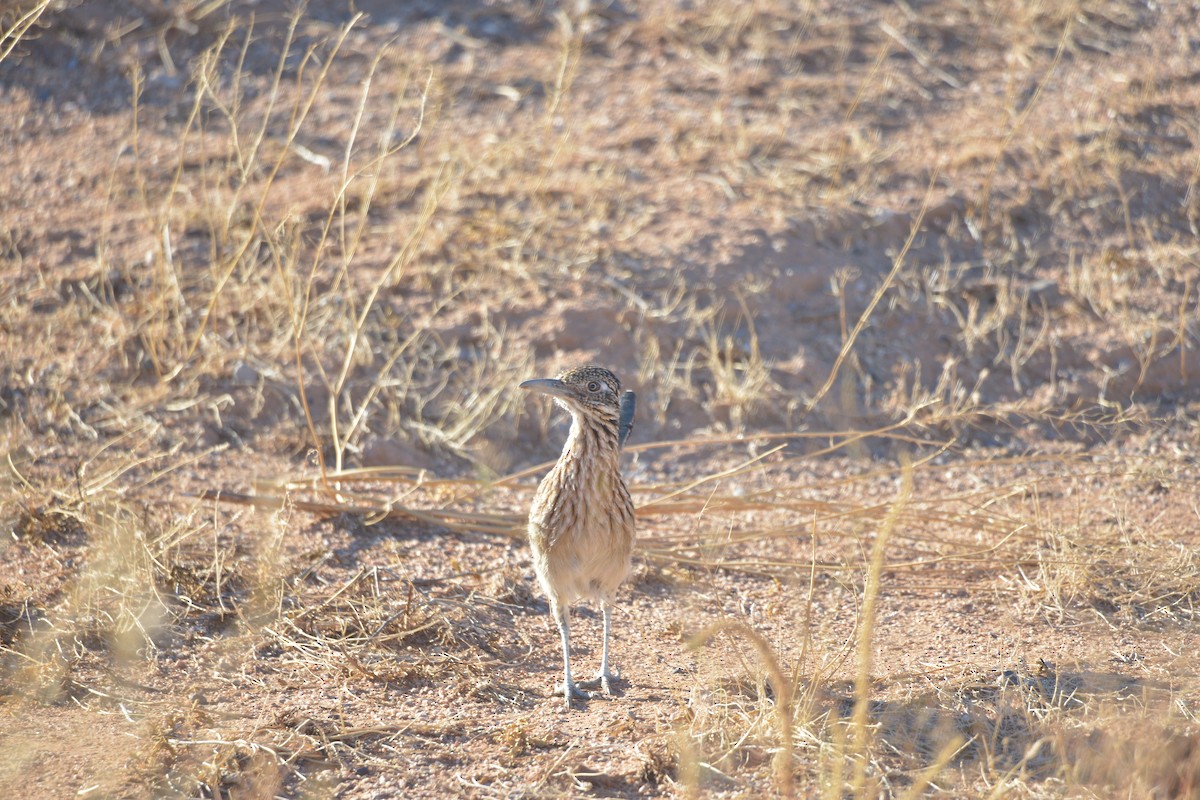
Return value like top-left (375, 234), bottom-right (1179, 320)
top-left (520, 365), bottom-right (622, 419)
top-left (525, 367), bottom-right (638, 448)
top-left (521, 365), bottom-right (636, 450)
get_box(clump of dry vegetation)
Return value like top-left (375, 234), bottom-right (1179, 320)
top-left (2, 0), bottom-right (1200, 797)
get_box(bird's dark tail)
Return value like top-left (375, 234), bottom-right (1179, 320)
top-left (618, 390), bottom-right (635, 449)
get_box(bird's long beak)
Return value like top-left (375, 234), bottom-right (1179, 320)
top-left (519, 378), bottom-right (570, 400)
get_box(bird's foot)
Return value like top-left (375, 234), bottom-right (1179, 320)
top-left (555, 680), bottom-right (593, 708)
top-left (577, 668), bottom-right (620, 695)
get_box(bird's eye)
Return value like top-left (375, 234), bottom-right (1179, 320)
top-left (587, 381), bottom-right (601, 392)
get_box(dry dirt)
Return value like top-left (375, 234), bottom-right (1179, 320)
top-left (2, 1), bottom-right (1200, 798)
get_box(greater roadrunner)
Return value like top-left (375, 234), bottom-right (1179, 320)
top-left (520, 366), bottom-right (636, 709)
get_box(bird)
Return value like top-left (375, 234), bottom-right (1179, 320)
top-left (519, 365), bottom-right (636, 709)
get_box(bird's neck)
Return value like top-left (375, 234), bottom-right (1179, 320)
top-left (560, 412), bottom-right (621, 468)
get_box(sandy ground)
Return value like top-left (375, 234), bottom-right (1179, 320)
top-left (2, 1), bottom-right (1200, 797)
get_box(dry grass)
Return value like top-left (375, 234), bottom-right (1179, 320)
top-left (3, 0), bottom-right (1200, 797)
top-left (0, 1), bottom-right (56, 65)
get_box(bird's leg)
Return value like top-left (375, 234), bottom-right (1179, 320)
top-left (552, 600), bottom-right (590, 707)
top-left (578, 600), bottom-right (620, 694)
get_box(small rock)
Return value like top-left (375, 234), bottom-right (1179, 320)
top-left (232, 361), bottom-right (259, 386)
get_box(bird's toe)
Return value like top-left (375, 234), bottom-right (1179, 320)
top-left (578, 670), bottom-right (620, 695)
top-left (555, 681), bottom-right (593, 704)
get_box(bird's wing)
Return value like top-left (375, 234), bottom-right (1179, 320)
top-left (618, 390), bottom-right (635, 449)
